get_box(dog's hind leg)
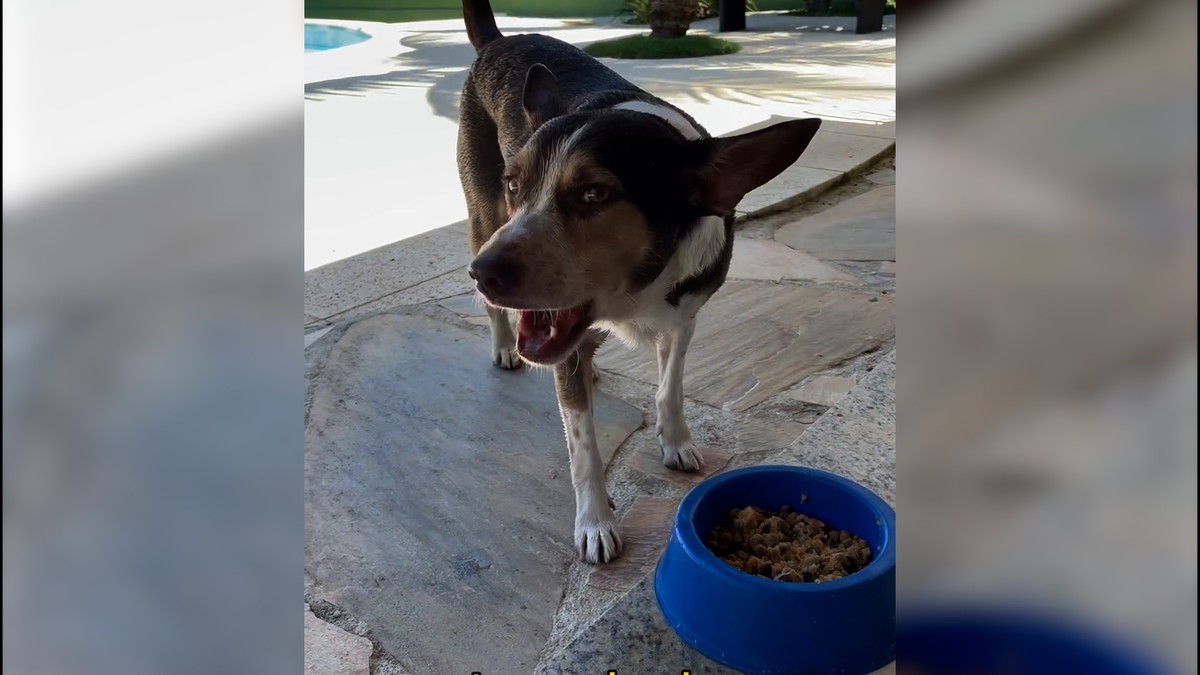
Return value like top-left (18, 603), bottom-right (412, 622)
top-left (555, 335), bottom-right (622, 564)
top-left (458, 90), bottom-right (521, 369)
top-left (655, 319), bottom-right (703, 472)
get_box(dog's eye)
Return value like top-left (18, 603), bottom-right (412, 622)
top-left (505, 178), bottom-right (519, 195)
top-left (579, 185), bottom-right (610, 205)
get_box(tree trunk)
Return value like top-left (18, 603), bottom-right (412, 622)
top-left (649, 0), bottom-right (696, 38)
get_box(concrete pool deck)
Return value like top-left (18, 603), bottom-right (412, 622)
top-left (304, 12), bottom-right (895, 271)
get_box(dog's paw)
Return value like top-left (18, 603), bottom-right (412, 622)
top-left (657, 415), bottom-right (703, 472)
top-left (661, 439), bottom-right (704, 473)
top-left (492, 347), bottom-right (522, 370)
top-left (574, 512), bottom-right (623, 564)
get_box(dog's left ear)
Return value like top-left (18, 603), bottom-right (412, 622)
top-left (523, 64), bottom-right (566, 130)
top-left (688, 118), bottom-right (822, 216)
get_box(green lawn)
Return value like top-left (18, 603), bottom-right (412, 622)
top-left (786, 0), bottom-right (896, 16)
top-left (584, 34), bottom-right (740, 59)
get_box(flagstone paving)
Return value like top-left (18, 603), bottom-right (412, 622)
top-left (305, 605), bottom-right (372, 675)
top-left (305, 314), bottom-right (643, 674)
top-left (595, 283), bottom-right (894, 412)
top-left (776, 186), bottom-right (896, 262)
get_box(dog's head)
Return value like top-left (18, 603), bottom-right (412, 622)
top-left (469, 65), bottom-right (821, 366)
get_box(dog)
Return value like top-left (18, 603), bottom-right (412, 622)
top-left (456, 0), bottom-right (821, 564)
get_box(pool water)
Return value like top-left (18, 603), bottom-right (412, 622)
top-left (305, 24), bottom-right (371, 52)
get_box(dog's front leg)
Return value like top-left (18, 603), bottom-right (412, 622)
top-left (555, 341), bottom-right (622, 564)
top-left (485, 304), bottom-right (521, 369)
top-left (656, 320), bottom-right (703, 472)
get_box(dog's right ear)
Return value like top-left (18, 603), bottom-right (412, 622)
top-left (523, 64), bottom-right (566, 130)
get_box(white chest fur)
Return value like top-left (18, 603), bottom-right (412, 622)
top-left (595, 216), bottom-right (722, 349)
top-left (596, 291), bottom-right (709, 348)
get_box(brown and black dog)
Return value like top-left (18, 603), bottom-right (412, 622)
top-left (456, 0), bottom-right (821, 564)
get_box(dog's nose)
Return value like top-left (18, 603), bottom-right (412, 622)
top-left (468, 253), bottom-right (524, 298)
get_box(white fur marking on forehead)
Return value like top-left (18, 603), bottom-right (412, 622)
top-left (613, 100), bottom-right (702, 140)
top-left (534, 122), bottom-right (590, 210)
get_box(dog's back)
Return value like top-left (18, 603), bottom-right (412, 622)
top-left (459, 0), bottom-right (709, 154)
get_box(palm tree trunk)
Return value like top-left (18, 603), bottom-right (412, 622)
top-left (649, 0), bottom-right (696, 38)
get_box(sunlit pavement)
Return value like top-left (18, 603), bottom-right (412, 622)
top-left (304, 13), bottom-right (895, 271)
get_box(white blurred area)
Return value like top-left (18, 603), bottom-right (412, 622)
top-left (900, 0), bottom-right (1196, 673)
top-left (3, 0), bottom-right (298, 207)
top-left (4, 0), bottom-right (303, 673)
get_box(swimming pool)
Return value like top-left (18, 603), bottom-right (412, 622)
top-left (305, 24), bottom-right (371, 52)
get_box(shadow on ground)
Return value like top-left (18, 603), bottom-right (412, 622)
top-left (305, 22), bottom-right (895, 123)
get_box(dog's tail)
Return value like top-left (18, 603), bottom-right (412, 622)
top-left (463, 0), bottom-right (503, 53)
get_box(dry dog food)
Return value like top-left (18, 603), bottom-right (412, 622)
top-left (705, 505), bottom-right (872, 583)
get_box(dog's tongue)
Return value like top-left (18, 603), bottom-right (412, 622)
top-left (516, 307), bottom-right (587, 362)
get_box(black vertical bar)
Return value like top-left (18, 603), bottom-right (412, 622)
top-left (855, 0), bottom-right (885, 34)
top-left (719, 0), bottom-right (746, 32)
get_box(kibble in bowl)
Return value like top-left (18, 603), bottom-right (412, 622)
top-left (655, 466), bottom-right (896, 675)
top-left (706, 504), bottom-right (873, 583)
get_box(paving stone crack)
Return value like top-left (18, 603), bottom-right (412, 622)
top-left (306, 593), bottom-right (412, 675)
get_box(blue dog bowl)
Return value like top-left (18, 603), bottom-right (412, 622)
top-left (899, 609), bottom-right (1170, 675)
top-left (655, 465), bottom-right (896, 675)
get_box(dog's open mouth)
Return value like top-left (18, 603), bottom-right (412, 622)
top-left (515, 304), bottom-right (592, 365)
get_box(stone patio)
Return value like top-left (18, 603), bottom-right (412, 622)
top-left (305, 142), bottom-right (896, 672)
top-left (306, 314), bottom-right (644, 674)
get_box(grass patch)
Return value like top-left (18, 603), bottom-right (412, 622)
top-left (786, 0), bottom-right (896, 16)
top-left (584, 34), bottom-right (740, 59)
top-left (617, 0), bottom-right (759, 25)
